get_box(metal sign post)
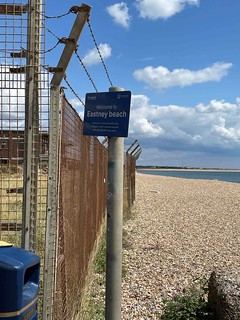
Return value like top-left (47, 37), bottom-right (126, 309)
top-left (105, 87), bottom-right (125, 320)
top-left (83, 86), bottom-right (131, 320)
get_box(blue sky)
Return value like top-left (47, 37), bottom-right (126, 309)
top-left (46, 0), bottom-right (240, 168)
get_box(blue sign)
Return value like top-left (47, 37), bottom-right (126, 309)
top-left (83, 91), bottom-right (131, 137)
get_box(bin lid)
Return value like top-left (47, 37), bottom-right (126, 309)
top-left (0, 241), bottom-right (12, 247)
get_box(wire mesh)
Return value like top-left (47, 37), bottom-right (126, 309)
top-left (124, 152), bottom-right (136, 217)
top-left (53, 96), bottom-right (108, 319)
top-left (0, 0), bottom-right (27, 244)
top-left (0, 1), bottom-right (49, 317)
top-left (0, 2), bottom-right (137, 319)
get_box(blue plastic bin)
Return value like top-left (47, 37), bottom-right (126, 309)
top-left (0, 242), bottom-right (40, 319)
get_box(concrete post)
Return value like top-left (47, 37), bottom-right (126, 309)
top-left (22, 0), bottom-right (42, 250)
top-left (42, 5), bottom-right (91, 319)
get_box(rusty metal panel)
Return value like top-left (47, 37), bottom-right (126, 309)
top-left (43, 93), bottom-right (135, 319)
top-left (124, 153), bottom-right (136, 216)
top-left (54, 96), bottom-right (108, 319)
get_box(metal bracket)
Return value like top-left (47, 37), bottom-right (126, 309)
top-left (10, 50), bottom-right (27, 58)
top-left (59, 38), bottom-right (75, 44)
top-left (48, 67), bottom-right (64, 73)
top-left (70, 4), bottom-right (91, 14)
top-left (0, 4), bottom-right (27, 15)
top-left (9, 66), bottom-right (26, 73)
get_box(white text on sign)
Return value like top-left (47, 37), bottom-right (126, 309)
top-left (87, 111), bottom-right (127, 118)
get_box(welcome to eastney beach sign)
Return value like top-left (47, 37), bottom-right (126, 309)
top-left (83, 91), bottom-right (131, 137)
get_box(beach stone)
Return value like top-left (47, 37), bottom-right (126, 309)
top-left (119, 174), bottom-right (240, 319)
top-left (208, 270), bottom-right (240, 320)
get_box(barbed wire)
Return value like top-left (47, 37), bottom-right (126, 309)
top-left (31, 4), bottom-right (87, 19)
top-left (63, 74), bottom-right (85, 106)
top-left (74, 49), bottom-right (98, 93)
top-left (37, 8), bottom-right (114, 95)
top-left (87, 18), bottom-right (114, 88)
top-left (29, 7), bottom-right (114, 105)
top-left (38, 41), bottom-right (61, 54)
top-left (30, 4), bottom-right (71, 19)
top-left (40, 22), bottom-right (76, 54)
top-left (0, 43), bottom-right (59, 55)
top-left (42, 22), bottom-right (60, 41)
top-left (44, 11), bottom-right (71, 19)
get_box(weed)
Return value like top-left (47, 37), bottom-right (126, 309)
top-left (94, 231), bottom-right (107, 274)
top-left (159, 278), bottom-right (214, 320)
top-left (80, 226), bottom-right (129, 319)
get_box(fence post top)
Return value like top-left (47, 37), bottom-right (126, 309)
top-left (109, 87), bottom-right (125, 92)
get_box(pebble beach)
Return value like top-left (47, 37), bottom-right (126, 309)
top-left (121, 172), bottom-right (240, 319)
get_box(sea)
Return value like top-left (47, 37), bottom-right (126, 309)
top-left (137, 169), bottom-right (240, 184)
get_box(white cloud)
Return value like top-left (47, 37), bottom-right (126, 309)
top-left (107, 2), bottom-right (131, 28)
top-left (211, 118), bottom-right (240, 142)
top-left (58, 93), bottom-right (240, 168)
top-left (82, 43), bottom-right (112, 66)
top-left (196, 99), bottom-right (238, 113)
top-left (135, 0), bottom-right (200, 20)
top-left (129, 95), bottom-right (240, 167)
top-left (130, 117), bottom-right (164, 136)
top-left (0, 65), bottom-right (49, 129)
top-left (133, 62), bottom-right (233, 89)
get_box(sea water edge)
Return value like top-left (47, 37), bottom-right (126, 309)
top-left (137, 168), bottom-right (240, 184)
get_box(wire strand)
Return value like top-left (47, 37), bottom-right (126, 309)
top-left (38, 41), bottom-right (60, 54)
top-left (87, 19), bottom-right (113, 87)
top-left (42, 22), bottom-right (60, 41)
top-left (30, 4), bottom-right (71, 19)
top-left (74, 49), bottom-right (98, 92)
top-left (63, 74), bottom-right (85, 106)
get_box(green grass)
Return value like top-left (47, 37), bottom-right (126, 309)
top-left (78, 226), bottom-right (130, 320)
top-left (77, 229), bottom-right (106, 320)
top-left (94, 231), bottom-right (107, 274)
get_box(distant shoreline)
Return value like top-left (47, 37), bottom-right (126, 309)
top-left (137, 167), bottom-right (240, 172)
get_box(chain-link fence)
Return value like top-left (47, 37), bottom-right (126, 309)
top-left (0, 1), bottom-right (49, 312)
top-left (42, 94), bottom-right (137, 319)
top-left (52, 96), bottom-right (107, 319)
top-left (124, 152), bottom-right (136, 217)
top-left (0, 1), bottom-right (29, 246)
top-left (0, 2), bottom-right (138, 319)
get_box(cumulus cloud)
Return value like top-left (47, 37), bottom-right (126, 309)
top-left (212, 118), bottom-right (240, 142)
top-left (196, 99), bottom-right (238, 113)
top-left (82, 43), bottom-right (112, 66)
top-left (129, 95), bottom-right (240, 167)
top-left (133, 62), bottom-right (233, 89)
top-left (67, 93), bottom-right (240, 168)
top-left (131, 117), bottom-right (164, 136)
top-left (135, 0), bottom-right (200, 20)
top-left (107, 2), bottom-right (131, 28)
